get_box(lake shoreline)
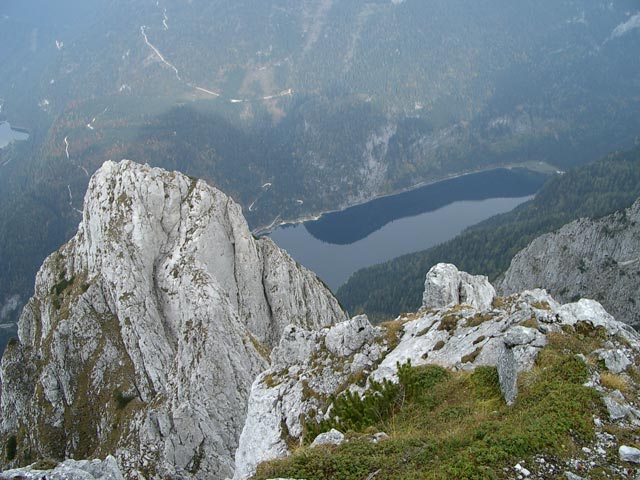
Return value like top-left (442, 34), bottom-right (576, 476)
top-left (252, 160), bottom-right (557, 236)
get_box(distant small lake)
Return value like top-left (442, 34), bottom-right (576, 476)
top-left (269, 168), bottom-right (547, 290)
top-left (0, 122), bottom-right (29, 149)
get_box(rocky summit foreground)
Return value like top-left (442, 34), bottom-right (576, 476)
top-left (0, 160), bottom-right (345, 479)
top-left (235, 264), bottom-right (640, 479)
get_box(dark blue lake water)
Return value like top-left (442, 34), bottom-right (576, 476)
top-left (269, 168), bottom-right (547, 290)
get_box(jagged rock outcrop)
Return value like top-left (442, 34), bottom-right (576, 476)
top-left (0, 456), bottom-right (123, 480)
top-left (235, 263), bottom-right (640, 479)
top-left (233, 317), bottom-right (385, 479)
top-left (500, 198), bottom-right (640, 328)
top-left (0, 160), bottom-right (345, 479)
top-left (422, 263), bottom-right (495, 311)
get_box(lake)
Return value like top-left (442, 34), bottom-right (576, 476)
top-left (269, 168), bottom-right (547, 290)
top-left (0, 122), bottom-right (29, 149)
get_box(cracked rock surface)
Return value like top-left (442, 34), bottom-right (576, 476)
top-left (500, 198), bottom-right (640, 328)
top-left (0, 160), bottom-right (345, 479)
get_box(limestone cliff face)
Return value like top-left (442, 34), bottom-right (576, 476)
top-left (499, 198), bottom-right (640, 328)
top-left (0, 160), bottom-right (345, 479)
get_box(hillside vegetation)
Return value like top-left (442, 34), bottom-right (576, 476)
top-left (256, 329), bottom-right (630, 480)
top-left (337, 146), bottom-right (640, 321)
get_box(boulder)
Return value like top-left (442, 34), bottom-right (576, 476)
top-left (602, 390), bottom-right (631, 421)
top-left (325, 315), bottom-right (377, 357)
top-left (597, 349), bottom-right (632, 374)
top-left (310, 429), bottom-right (345, 448)
top-left (422, 263), bottom-right (495, 311)
top-left (497, 342), bottom-right (518, 406)
top-left (619, 445), bottom-right (640, 463)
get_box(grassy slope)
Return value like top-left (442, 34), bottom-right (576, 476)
top-left (255, 327), bottom-right (634, 480)
top-left (337, 146), bottom-right (640, 322)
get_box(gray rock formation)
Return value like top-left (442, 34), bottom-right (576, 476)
top-left (233, 317), bottom-right (385, 479)
top-left (500, 198), bottom-right (640, 328)
top-left (0, 456), bottom-right (123, 480)
top-left (234, 264), bottom-right (640, 478)
top-left (597, 349), bottom-right (632, 374)
top-left (497, 342), bottom-right (518, 406)
top-left (619, 445), bottom-right (640, 464)
top-left (0, 160), bottom-right (345, 479)
top-left (603, 391), bottom-right (631, 421)
top-left (422, 263), bottom-right (495, 311)
top-left (310, 429), bottom-right (345, 448)
top-left (564, 473), bottom-right (584, 480)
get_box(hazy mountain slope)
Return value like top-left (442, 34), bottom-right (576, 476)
top-left (2, 0), bottom-right (640, 330)
top-left (337, 146), bottom-right (640, 321)
top-left (500, 198), bottom-right (640, 328)
top-left (0, 161), bottom-right (345, 479)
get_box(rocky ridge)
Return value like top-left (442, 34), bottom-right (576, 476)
top-left (500, 197), bottom-right (640, 328)
top-left (0, 160), bottom-right (345, 479)
top-left (235, 264), bottom-right (640, 479)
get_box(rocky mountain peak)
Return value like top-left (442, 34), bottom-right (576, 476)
top-left (0, 160), bottom-right (345, 479)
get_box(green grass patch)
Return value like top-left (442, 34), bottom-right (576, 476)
top-left (5, 435), bottom-right (17, 462)
top-left (257, 334), bottom-right (602, 480)
top-left (466, 313), bottom-right (494, 328)
top-left (113, 390), bottom-right (135, 410)
top-left (51, 276), bottom-right (75, 296)
top-left (438, 314), bottom-right (460, 333)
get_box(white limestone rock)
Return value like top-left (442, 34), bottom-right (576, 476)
top-left (0, 160), bottom-right (345, 479)
top-left (603, 394), bottom-right (631, 421)
top-left (371, 292), bottom-right (551, 384)
top-left (557, 299), bottom-right (617, 330)
top-left (231, 371), bottom-right (295, 480)
top-left (597, 349), bottom-right (632, 374)
top-left (422, 263), bottom-right (495, 311)
top-left (234, 264), bottom-right (640, 477)
top-left (0, 456), bottom-right (123, 480)
top-left (619, 445), bottom-right (640, 463)
top-left (233, 316), bottom-right (383, 479)
top-left (310, 429), bottom-right (345, 448)
top-left (325, 315), bottom-right (377, 357)
top-left (601, 390), bottom-right (640, 425)
top-left (271, 325), bottom-right (321, 369)
top-left (504, 326), bottom-right (540, 347)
